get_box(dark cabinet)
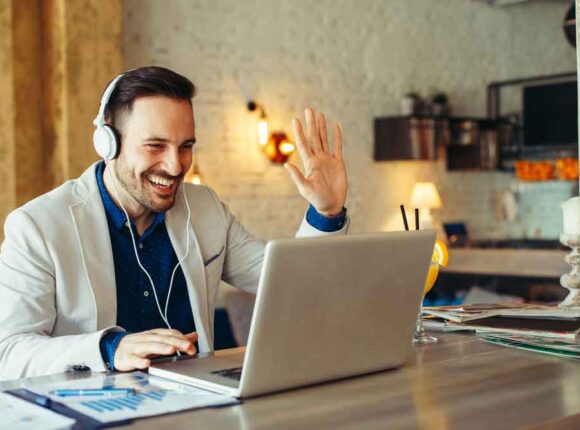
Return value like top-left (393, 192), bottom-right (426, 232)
top-left (374, 116), bottom-right (499, 170)
top-left (373, 116), bottom-right (440, 161)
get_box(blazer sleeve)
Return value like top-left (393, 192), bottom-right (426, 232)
top-left (206, 188), bottom-right (349, 295)
top-left (0, 209), bottom-right (115, 380)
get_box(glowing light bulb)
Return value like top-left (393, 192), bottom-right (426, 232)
top-left (279, 141), bottom-right (295, 155)
top-left (190, 173), bottom-right (202, 185)
top-left (258, 117), bottom-right (269, 147)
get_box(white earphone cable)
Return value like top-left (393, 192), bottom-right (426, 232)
top-left (104, 161), bottom-right (191, 345)
top-left (164, 185), bottom-right (191, 320)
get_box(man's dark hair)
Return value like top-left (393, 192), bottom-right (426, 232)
top-left (104, 66), bottom-right (196, 132)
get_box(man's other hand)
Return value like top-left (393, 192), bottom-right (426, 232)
top-left (114, 328), bottom-right (198, 371)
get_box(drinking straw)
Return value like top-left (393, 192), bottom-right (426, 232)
top-left (400, 204), bottom-right (409, 231)
top-left (415, 208), bottom-right (420, 231)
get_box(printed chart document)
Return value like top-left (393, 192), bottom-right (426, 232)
top-left (0, 391), bottom-right (75, 430)
top-left (25, 372), bottom-right (238, 425)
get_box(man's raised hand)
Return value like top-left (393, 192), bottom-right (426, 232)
top-left (285, 108), bottom-right (347, 217)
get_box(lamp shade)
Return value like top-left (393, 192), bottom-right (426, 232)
top-left (410, 182), bottom-right (442, 209)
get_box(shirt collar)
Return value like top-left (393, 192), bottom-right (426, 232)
top-left (96, 161), bottom-right (165, 234)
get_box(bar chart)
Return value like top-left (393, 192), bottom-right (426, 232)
top-left (81, 390), bottom-right (167, 413)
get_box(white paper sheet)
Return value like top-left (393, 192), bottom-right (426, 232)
top-left (0, 392), bottom-right (75, 430)
top-left (26, 372), bottom-right (237, 424)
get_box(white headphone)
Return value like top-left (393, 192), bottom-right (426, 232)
top-left (94, 73), bottom-right (192, 338)
top-left (93, 74), bottom-right (124, 160)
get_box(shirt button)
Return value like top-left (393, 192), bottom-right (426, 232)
top-left (143, 291), bottom-right (149, 297)
top-left (139, 243), bottom-right (144, 249)
top-left (125, 221), bottom-right (130, 227)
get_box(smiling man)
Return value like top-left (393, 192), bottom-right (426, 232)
top-left (0, 66), bottom-right (349, 379)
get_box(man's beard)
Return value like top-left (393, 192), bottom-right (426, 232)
top-left (112, 160), bottom-right (182, 213)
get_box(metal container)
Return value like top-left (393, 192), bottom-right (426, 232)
top-left (449, 118), bottom-right (480, 146)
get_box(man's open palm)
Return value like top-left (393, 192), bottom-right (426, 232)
top-left (285, 108), bottom-right (348, 216)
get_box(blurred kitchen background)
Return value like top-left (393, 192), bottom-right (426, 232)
top-left (1, 0), bottom-right (577, 243)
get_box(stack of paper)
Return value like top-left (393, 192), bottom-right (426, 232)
top-left (479, 333), bottom-right (580, 360)
top-left (423, 303), bottom-right (580, 344)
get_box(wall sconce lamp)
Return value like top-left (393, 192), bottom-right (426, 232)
top-left (248, 100), bottom-right (296, 164)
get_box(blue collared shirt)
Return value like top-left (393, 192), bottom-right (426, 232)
top-left (97, 162), bottom-right (346, 370)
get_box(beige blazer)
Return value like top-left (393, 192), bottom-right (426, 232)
top-left (0, 162), bottom-right (348, 380)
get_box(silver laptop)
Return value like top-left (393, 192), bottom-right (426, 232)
top-left (149, 230), bottom-right (436, 398)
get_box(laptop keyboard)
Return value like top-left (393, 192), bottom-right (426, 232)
top-left (211, 366), bottom-right (243, 381)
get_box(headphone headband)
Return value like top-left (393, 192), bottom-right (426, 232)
top-left (93, 74), bottom-right (124, 127)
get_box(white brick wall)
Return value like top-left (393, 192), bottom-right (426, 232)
top-left (123, 0), bottom-right (576, 240)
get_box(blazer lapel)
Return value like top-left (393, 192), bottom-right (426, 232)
top-left (165, 188), bottom-right (212, 352)
top-left (69, 163), bottom-right (117, 329)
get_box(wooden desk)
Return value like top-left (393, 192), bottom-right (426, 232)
top-left (1, 333), bottom-right (579, 429)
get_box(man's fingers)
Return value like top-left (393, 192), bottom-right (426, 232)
top-left (184, 332), bottom-right (199, 342)
top-left (147, 328), bottom-right (192, 344)
top-left (292, 118), bottom-right (312, 161)
top-left (333, 123), bottom-right (343, 161)
top-left (305, 108), bottom-right (322, 154)
top-left (184, 332), bottom-right (198, 353)
top-left (134, 334), bottom-right (193, 351)
top-left (131, 356), bottom-right (151, 369)
top-left (317, 112), bottom-right (329, 153)
top-left (284, 163), bottom-right (308, 192)
top-left (148, 328), bottom-right (185, 338)
top-left (183, 332), bottom-right (198, 355)
top-left (133, 341), bottom-right (179, 357)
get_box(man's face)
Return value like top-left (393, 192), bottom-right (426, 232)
top-left (112, 96), bottom-right (196, 213)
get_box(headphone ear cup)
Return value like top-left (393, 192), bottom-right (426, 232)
top-left (93, 124), bottom-right (120, 160)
